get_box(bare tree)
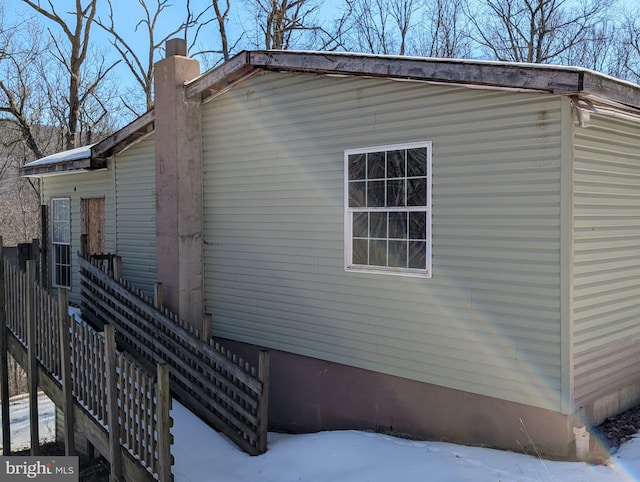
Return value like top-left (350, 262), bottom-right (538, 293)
top-left (244, 0), bottom-right (326, 50)
top-left (94, 0), bottom-right (194, 115)
top-left (390, 0), bottom-right (421, 55)
top-left (0, 14), bottom-right (57, 243)
top-left (619, 6), bottom-right (640, 84)
top-left (344, 0), bottom-right (394, 54)
top-left (342, 0), bottom-right (425, 56)
top-left (413, 0), bottom-right (471, 58)
top-left (469, 0), bottom-right (616, 64)
top-left (559, 19), bottom-right (625, 77)
top-left (212, 0), bottom-right (232, 60)
top-left (21, 0), bottom-right (118, 149)
top-left (0, 23), bottom-right (45, 160)
top-left (188, 0), bottom-right (237, 65)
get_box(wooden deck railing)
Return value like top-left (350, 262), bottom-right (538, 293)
top-left (2, 255), bottom-right (173, 481)
top-left (78, 253), bottom-right (270, 455)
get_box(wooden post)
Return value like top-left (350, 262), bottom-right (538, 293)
top-left (156, 363), bottom-right (173, 482)
top-left (113, 256), bottom-right (122, 281)
top-left (41, 205), bottom-right (49, 289)
top-left (105, 325), bottom-right (122, 481)
top-left (201, 313), bottom-right (212, 342)
top-left (26, 260), bottom-right (39, 456)
top-left (58, 288), bottom-right (75, 456)
top-left (31, 239), bottom-right (40, 284)
top-left (256, 350), bottom-right (270, 454)
top-left (0, 237), bottom-right (11, 455)
top-left (154, 282), bottom-right (163, 310)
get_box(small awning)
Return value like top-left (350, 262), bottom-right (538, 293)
top-left (20, 144), bottom-right (103, 178)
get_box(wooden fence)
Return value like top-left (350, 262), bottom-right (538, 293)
top-left (78, 253), bottom-right (270, 456)
top-left (1, 252), bottom-right (173, 481)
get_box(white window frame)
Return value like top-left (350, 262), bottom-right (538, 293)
top-left (51, 197), bottom-right (71, 288)
top-left (344, 141), bottom-right (432, 278)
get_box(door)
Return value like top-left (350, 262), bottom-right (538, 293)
top-left (81, 197), bottom-right (105, 255)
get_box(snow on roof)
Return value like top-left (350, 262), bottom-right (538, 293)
top-left (23, 144), bottom-right (95, 168)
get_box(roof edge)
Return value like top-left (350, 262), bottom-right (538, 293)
top-left (21, 157), bottom-right (105, 178)
top-left (187, 50), bottom-right (640, 110)
top-left (92, 109), bottom-right (155, 159)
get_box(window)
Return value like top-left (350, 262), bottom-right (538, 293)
top-left (51, 198), bottom-right (71, 288)
top-left (345, 142), bottom-right (432, 277)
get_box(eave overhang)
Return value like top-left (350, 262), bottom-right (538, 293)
top-left (186, 50), bottom-right (640, 113)
top-left (92, 109), bottom-right (155, 160)
top-left (20, 157), bottom-right (102, 178)
top-left (20, 144), bottom-right (99, 178)
top-left (20, 109), bottom-right (155, 178)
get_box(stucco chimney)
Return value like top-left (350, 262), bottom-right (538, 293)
top-left (154, 39), bottom-right (203, 330)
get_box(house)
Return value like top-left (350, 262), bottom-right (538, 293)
top-left (21, 40), bottom-right (640, 459)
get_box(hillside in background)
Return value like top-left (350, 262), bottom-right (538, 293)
top-left (0, 120), bottom-right (56, 246)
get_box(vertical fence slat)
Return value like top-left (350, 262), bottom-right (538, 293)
top-left (58, 288), bottom-right (75, 456)
top-left (257, 350), bottom-right (270, 454)
top-left (144, 375), bottom-right (152, 468)
top-left (116, 355), bottom-right (124, 447)
top-left (105, 325), bottom-right (122, 482)
top-left (26, 261), bottom-right (39, 456)
top-left (156, 363), bottom-right (172, 482)
top-left (124, 358), bottom-right (133, 450)
top-left (0, 240), bottom-right (11, 455)
top-left (134, 366), bottom-right (141, 460)
top-left (81, 325), bottom-right (88, 412)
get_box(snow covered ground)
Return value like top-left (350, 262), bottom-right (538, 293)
top-left (0, 392), bottom-right (56, 452)
top-left (170, 401), bottom-right (640, 482)
top-left (6, 394), bottom-right (640, 481)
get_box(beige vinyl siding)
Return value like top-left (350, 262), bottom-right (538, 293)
top-left (572, 114), bottom-right (640, 407)
top-left (42, 164), bottom-right (115, 304)
top-left (202, 72), bottom-right (564, 410)
top-left (114, 136), bottom-right (157, 295)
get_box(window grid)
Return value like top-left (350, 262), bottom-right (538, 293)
top-left (345, 142), bottom-right (431, 277)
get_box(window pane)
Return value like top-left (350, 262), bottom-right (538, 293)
top-left (367, 152), bottom-right (385, 179)
top-left (369, 239), bottom-right (387, 266)
top-left (409, 241), bottom-right (427, 269)
top-left (349, 153), bottom-right (366, 180)
top-left (370, 212), bottom-right (387, 238)
top-left (407, 178), bottom-right (427, 206)
top-left (407, 148), bottom-right (427, 177)
top-left (409, 211), bottom-right (427, 240)
top-left (353, 212), bottom-right (368, 238)
top-left (367, 180), bottom-right (385, 207)
top-left (55, 263), bottom-right (63, 286)
top-left (349, 181), bottom-right (366, 207)
top-left (388, 240), bottom-right (407, 267)
top-left (353, 239), bottom-right (368, 265)
top-left (387, 150), bottom-right (405, 178)
top-left (53, 222), bottom-right (63, 243)
top-left (60, 223), bottom-right (70, 244)
top-left (388, 212), bottom-right (407, 239)
top-left (387, 179), bottom-right (405, 207)
top-left (59, 244), bottom-right (69, 264)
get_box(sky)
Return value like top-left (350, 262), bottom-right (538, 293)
top-left (5, 393), bottom-right (640, 482)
